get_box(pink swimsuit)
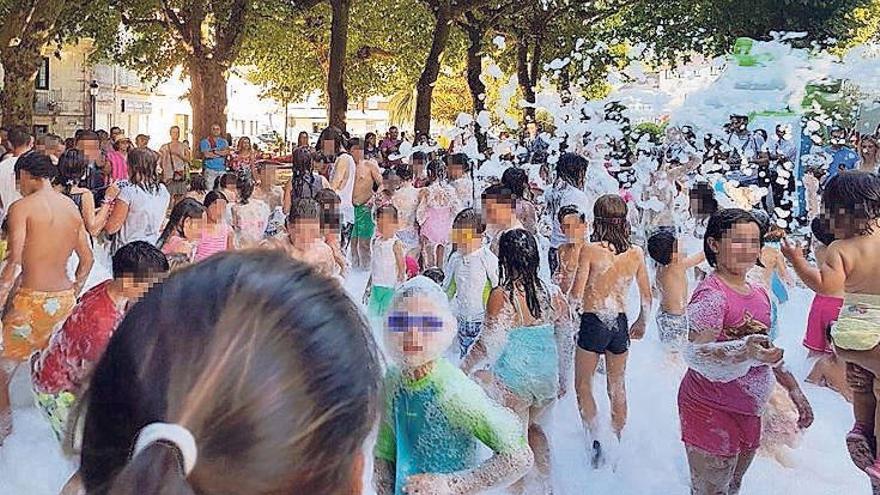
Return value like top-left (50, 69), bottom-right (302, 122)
top-left (678, 274), bottom-right (775, 457)
top-left (803, 294), bottom-right (844, 354)
top-left (195, 223), bottom-right (230, 262)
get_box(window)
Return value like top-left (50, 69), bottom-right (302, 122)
top-left (32, 125), bottom-right (48, 136)
top-left (35, 58), bottom-right (49, 90)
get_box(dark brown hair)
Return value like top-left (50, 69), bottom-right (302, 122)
top-left (591, 194), bottom-right (631, 254)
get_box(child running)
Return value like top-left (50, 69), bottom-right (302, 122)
top-left (554, 205), bottom-right (588, 296)
top-left (461, 229), bottom-right (574, 494)
top-left (443, 208), bottom-right (499, 358)
top-left (416, 160), bottom-right (458, 269)
top-left (682, 208), bottom-right (812, 495)
top-left (158, 198), bottom-right (206, 270)
top-left (374, 276), bottom-right (533, 495)
top-left (365, 205), bottom-right (406, 321)
top-left (782, 171), bottom-right (880, 478)
top-left (261, 198), bottom-right (340, 280)
top-left (647, 228), bottom-right (705, 348)
top-left (76, 252), bottom-right (381, 494)
top-left (570, 194), bottom-right (652, 465)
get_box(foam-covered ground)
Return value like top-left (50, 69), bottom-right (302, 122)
top-left (0, 264), bottom-right (870, 494)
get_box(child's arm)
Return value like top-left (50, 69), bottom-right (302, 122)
top-left (782, 238), bottom-right (846, 295)
top-left (374, 460), bottom-right (395, 495)
top-left (631, 250), bottom-right (652, 339)
top-left (374, 407), bottom-right (396, 495)
top-left (569, 244), bottom-right (593, 310)
top-left (682, 251), bottom-right (706, 269)
top-left (552, 290), bottom-right (576, 398)
top-left (393, 240), bottom-right (405, 284)
top-left (774, 249), bottom-right (795, 286)
top-left (461, 289), bottom-right (509, 374)
top-left (773, 365), bottom-right (814, 429)
top-left (363, 275), bottom-right (373, 305)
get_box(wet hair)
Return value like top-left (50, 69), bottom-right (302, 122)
top-left (316, 126), bottom-right (344, 154)
top-left (481, 184), bottom-right (515, 205)
top-left (315, 188), bottom-right (340, 231)
top-left (426, 159), bottom-right (447, 184)
top-left (348, 137), bottom-right (363, 150)
top-left (159, 198), bottom-right (206, 246)
top-left (647, 230), bottom-right (676, 266)
top-left (288, 198), bottom-right (321, 225)
top-left (501, 167), bottom-right (529, 200)
top-left (236, 176), bottom-right (255, 204)
top-left (703, 208), bottom-right (763, 267)
top-left (7, 127), bottom-right (31, 149)
top-left (591, 194), bottom-right (631, 254)
top-left (555, 152), bottom-right (588, 189)
top-left (127, 149), bottom-right (161, 194)
top-left (290, 147), bottom-right (318, 200)
top-left (811, 216), bottom-right (835, 246)
top-left (203, 190), bottom-right (228, 210)
top-left (395, 163), bottom-right (414, 181)
top-left (822, 171), bottom-right (880, 235)
top-left (189, 175), bottom-right (208, 193)
top-left (497, 229), bottom-right (546, 320)
top-left (16, 151), bottom-right (56, 180)
top-left (112, 241), bottom-right (169, 280)
top-left (452, 207), bottom-right (484, 234)
top-left (689, 182), bottom-right (719, 217)
top-left (375, 204), bottom-right (398, 222)
top-left (78, 252), bottom-right (381, 495)
top-left (421, 267), bottom-right (445, 285)
top-left (219, 173), bottom-right (237, 191)
top-left (557, 204), bottom-right (585, 225)
top-left (448, 153), bottom-right (470, 172)
top-left (57, 148), bottom-right (89, 194)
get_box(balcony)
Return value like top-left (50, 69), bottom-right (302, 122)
top-left (34, 90), bottom-right (62, 114)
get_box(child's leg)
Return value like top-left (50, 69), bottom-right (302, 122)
top-left (0, 360), bottom-right (19, 444)
top-left (358, 237), bottom-right (372, 270)
top-left (605, 351), bottom-right (629, 437)
top-left (574, 348), bottom-right (601, 435)
top-left (846, 362), bottom-right (877, 470)
top-left (728, 449), bottom-right (758, 494)
top-left (685, 446), bottom-right (737, 495)
top-left (435, 243), bottom-right (446, 270)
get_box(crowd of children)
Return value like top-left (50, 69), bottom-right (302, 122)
top-left (4, 121), bottom-right (880, 495)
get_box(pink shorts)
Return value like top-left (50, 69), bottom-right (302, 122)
top-left (679, 393), bottom-right (761, 457)
top-left (803, 294), bottom-right (844, 354)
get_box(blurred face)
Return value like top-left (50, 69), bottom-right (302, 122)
top-left (385, 294), bottom-right (455, 368)
top-left (452, 225), bottom-right (480, 246)
top-left (707, 222), bottom-right (761, 276)
top-left (377, 213), bottom-right (399, 237)
top-left (448, 163), bottom-right (463, 180)
top-left (298, 133), bottom-right (309, 147)
top-left (182, 213), bottom-right (205, 240)
top-left (120, 275), bottom-right (161, 301)
top-left (18, 170), bottom-right (38, 195)
top-left (77, 138), bottom-right (100, 162)
top-left (322, 138), bottom-right (335, 156)
top-left (484, 198), bottom-right (513, 226)
top-left (207, 199), bottom-right (227, 222)
top-left (389, 128), bottom-right (399, 140)
top-left (136, 136), bottom-right (149, 148)
top-left (211, 125), bottom-right (222, 137)
top-left (118, 140), bottom-right (131, 152)
top-left (351, 145), bottom-right (364, 163)
top-left (560, 213), bottom-right (587, 242)
top-left (862, 141), bottom-right (877, 157)
top-left (287, 218), bottom-right (321, 244)
top-left (170, 127), bottom-right (180, 141)
top-left (527, 122), bottom-right (537, 136)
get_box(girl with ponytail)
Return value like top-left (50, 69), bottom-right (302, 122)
top-left (56, 148), bottom-right (119, 236)
top-left (76, 252), bottom-right (381, 494)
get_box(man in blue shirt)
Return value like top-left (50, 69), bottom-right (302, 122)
top-left (199, 123), bottom-right (230, 189)
top-left (823, 125), bottom-right (859, 181)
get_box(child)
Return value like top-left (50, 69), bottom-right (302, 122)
top-left (76, 252), bottom-right (381, 494)
top-left (186, 174), bottom-right (208, 204)
top-left (782, 171), bottom-right (880, 477)
top-left (421, 267), bottom-right (445, 285)
top-left (570, 194), bottom-right (652, 465)
top-left (158, 198), bottom-right (206, 270)
top-left (501, 167), bottom-right (538, 235)
top-left (416, 160), bottom-right (458, 269)
top-left (482, 184), bottom-right (524, 256)
top-left (554, 205), bottom-right (588, 295)
top-left (231, 176), bottom-right (271, 249)
top-left (544, 153), bottom-right (589, 275)
top-left (365, 206), bottom-right (406, 320)
top-left (443, 208), bottom-right (499, 358)
top-left (462, 229), bottom-right (574, 493)
top-left (647, 228), bottom-right (705, 347)
top-left (682, 209), bottom-right (812, 494)
top-left (262, 198), bottom-right (340, 280)
top-left (316, 188), bottom-right (349, 276)
top-left (448, 153), bottom-right (474, 213)
top-left (195, 191), bottom-right (234, 262)
top-left (374, 276), bottom-right (533, 495)
top-left (392, 163), bottom-right (422, 267)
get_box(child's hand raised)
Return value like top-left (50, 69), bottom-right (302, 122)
top-left (744, 334), bottom-right (784, 364)
top-left (780, 237), bottom-right (804, 262)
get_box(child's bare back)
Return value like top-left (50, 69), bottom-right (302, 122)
top-left (577, 242), bottom-right (644, 314)
top-left (830, 233), bottom-right (880, 295)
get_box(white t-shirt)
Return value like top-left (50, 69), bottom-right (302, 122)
top-left (444, 246), bottom-right (499, 322)
top-left (544, 184), bottom-right (590, 248)
top-left (0, 156), bottom-right (21, 220)
top-left (333, 154), bottom-right (356, 225)
top-left (371, 236), bottom-right (401, 288)
top-left (117, 183), bottom-right (171, 245)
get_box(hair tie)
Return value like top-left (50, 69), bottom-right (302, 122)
top-left (132, 422), bottom-right (198, 476)
top-left (596, 216), bottom-right (625, 225)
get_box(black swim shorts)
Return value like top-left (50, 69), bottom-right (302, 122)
top-left (577, 312), bottom-right (630, 355)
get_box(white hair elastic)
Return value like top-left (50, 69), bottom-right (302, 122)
top-left (132, 422), bottom-right (198, 476)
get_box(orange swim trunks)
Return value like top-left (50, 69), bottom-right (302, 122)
top-left (1, 288), bottom-right (76, 362)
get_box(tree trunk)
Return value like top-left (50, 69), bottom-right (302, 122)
top-left (188, 57), bottom-right (229, 148)
top-left (327, 0), bottom-right (350, 132)
top-left (414, 8), bottom-right (452, 138)
top-left (0, 42), bottom-right (43, 128)
top-left (516, 38), bottom-right (536, 123)
top-left (464, 22), bottom-right (487, 153)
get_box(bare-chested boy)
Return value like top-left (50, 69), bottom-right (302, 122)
top-left (349, 138), bottom-right (383, 270)
top-left (647, 229), bottom-right (705, 347)
top-left (261, 198), bottom-right (340, 281)
top-left (0, 152), bottom-right (93, 443)
top-left (570, 194), bottom-right (651, 467)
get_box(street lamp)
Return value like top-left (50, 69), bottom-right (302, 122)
top-left (88, 80), bottom-right (99, 130)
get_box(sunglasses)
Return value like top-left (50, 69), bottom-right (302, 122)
top-left (387, 313), bottom-right (445, 332)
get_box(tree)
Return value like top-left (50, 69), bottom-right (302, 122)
top-left (0, 0), bottom-right (109, 127)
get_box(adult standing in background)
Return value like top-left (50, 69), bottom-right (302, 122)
top-left (380, 126), bottom-right (402, 169)
top-left (105, 135), bottom-right (132, 182)
top-left (231, 136), bottom-right (257, 180)
top-left (159, 126), bottom-right (191, 204)
top-left (0, 127), bottom-right (31, 220)
top-left (200, 124), bottom-right (230, 190)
